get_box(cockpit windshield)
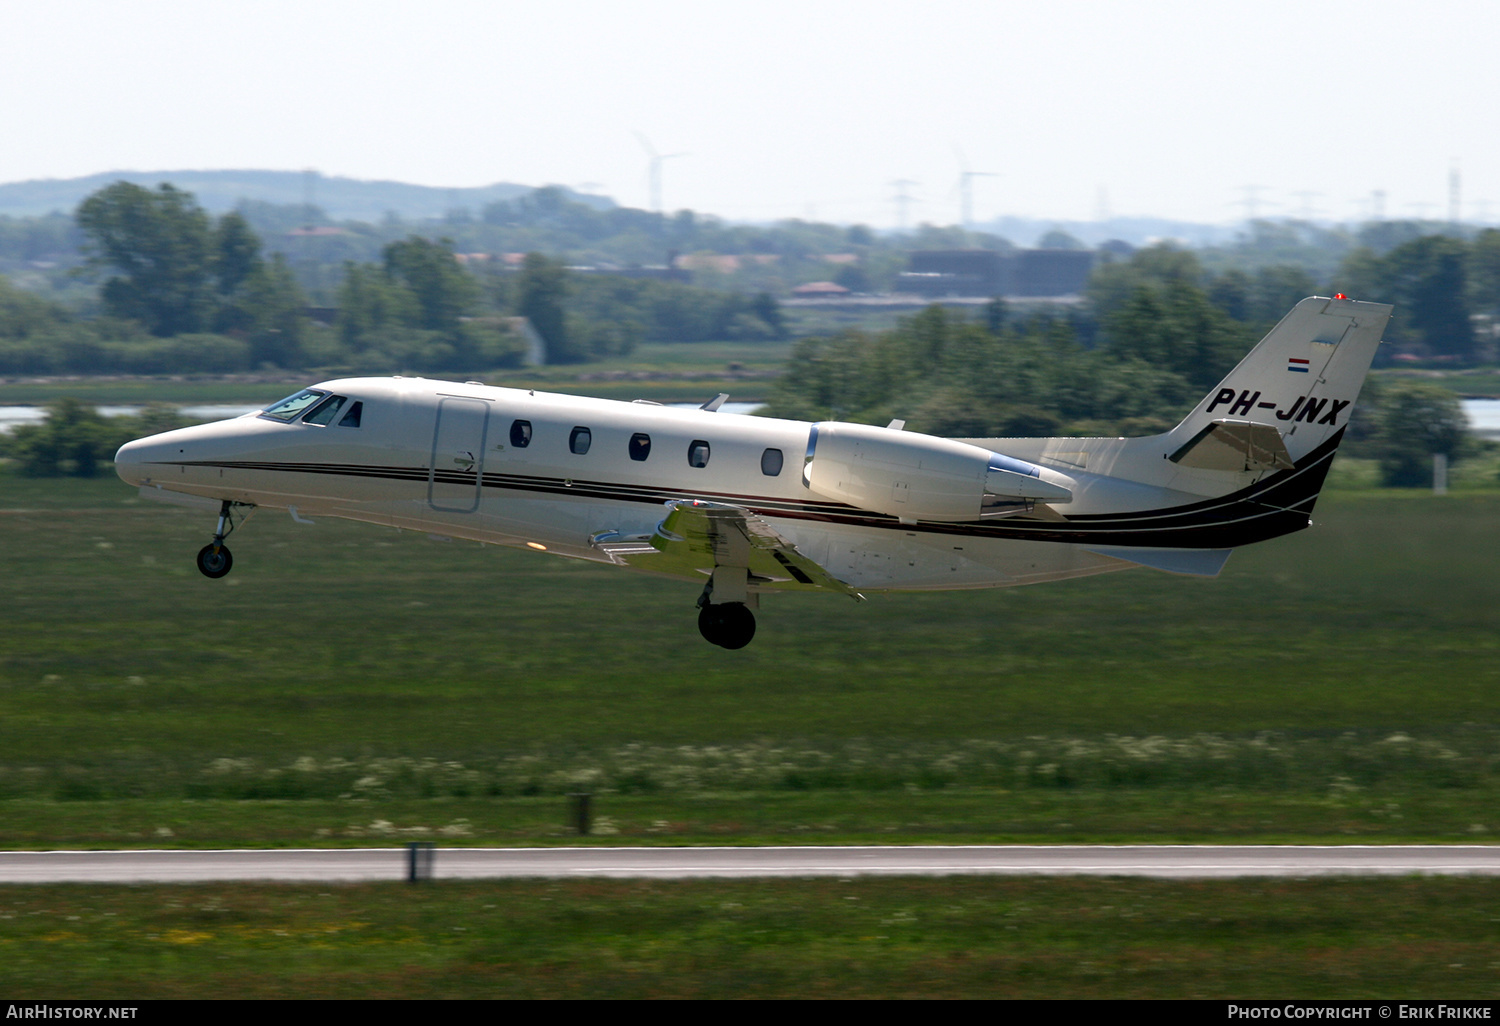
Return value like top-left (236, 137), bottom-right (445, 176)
top-left (260, 388), bottom-right (328, 422)
top-left (302, 394), bottom-right (347, 425)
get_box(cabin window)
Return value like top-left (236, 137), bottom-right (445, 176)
top-left (260, 388), bottom-right (327, 422)
top-left (688, 439), bottom-right (711, 468)
top-left (337, 401), bottom-right (363, 428)
top-left (761, 448), bottom-right (784, 476)
top-left (570, 426), bottom-right (592, 455)
top-left (302, 394), bottom-right (348, 425)
top-left (629, 433), bottom-right (651, 461)
top-left (510, 419), bottom-right (532, 448)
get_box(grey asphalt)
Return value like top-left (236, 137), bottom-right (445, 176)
top-left (2, 845), bottom-right (1499, 883)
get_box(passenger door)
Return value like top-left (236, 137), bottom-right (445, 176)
top-left (428, 397), bottom-right (489, 513)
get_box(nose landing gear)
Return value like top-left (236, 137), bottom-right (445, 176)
top-left (196, 500), bottom-right (244, 579)
top-left (196, 542), bottom-right (233, 579)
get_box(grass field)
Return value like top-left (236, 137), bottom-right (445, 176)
top-left (1, 468), bottom-right (1497, 846)
top-left (0, 342), bottom-right (793, 408)
top-left (1376, 367), bottom-right (1500, 398)
top-left (2, 467), bottom-right (1498, 997)
top-left (3, 877), bottom-right (1497, 998)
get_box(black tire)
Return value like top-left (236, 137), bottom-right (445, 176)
top-left (196, 543), bottom-right (233, 579)
top-left (697, 602), bottom-right (756, 649)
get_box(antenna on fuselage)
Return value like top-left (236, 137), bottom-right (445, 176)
top-left (699, 393), bottom-right (729, 412)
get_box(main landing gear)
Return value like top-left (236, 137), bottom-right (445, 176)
top-left (196, 500), bottom-right (243, 579)
top-left (696, 567), bottom-right (757, 649)
top-left (698, 601), bottom-right (756, 650)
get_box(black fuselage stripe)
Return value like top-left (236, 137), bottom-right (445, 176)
top-left (158, 430), bottom-right (1339, 549)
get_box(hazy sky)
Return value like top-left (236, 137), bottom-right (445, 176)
top-left (5, 0), bottom-right (1497, 227)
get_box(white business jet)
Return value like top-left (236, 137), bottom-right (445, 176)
top-left (115, 296), bottom-right (1390, 648)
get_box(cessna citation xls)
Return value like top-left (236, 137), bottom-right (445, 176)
top-left (116, 296), bottom-right (1390, 649)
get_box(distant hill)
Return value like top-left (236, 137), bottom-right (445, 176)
top-left (980, 214), bottom-right (1238, 249)
top-left (0, 170), bottom-right (613, 220)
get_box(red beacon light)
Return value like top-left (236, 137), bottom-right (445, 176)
top-left (1334, 293), bottom-right (1348, 300)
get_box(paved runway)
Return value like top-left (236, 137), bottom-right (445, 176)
top-left (3, 845), bottom-right (1499, 883)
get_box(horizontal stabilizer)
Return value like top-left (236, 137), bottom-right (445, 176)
top-left (1087, 546), bottom-right (1234, 577)
top-left (1168, 419), bottom-right (1294, 472)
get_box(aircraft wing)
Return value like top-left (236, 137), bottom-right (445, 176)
top-left (591, 499), bottom-right (863, 598)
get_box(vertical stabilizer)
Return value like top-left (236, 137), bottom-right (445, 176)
top-left (1165, 296), bottom-right (1391, 464)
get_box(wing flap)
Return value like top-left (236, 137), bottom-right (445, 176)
top-left (596, 499), bottom-right (863, 598)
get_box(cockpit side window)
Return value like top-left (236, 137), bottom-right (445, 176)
top-left (337, 401), bottom-right (363, 428)
top-left (302, 394), bottom-right (348, 425)
top-left (260, 388), bottom-right (327, 422)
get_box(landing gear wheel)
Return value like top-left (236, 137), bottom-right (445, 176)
top-left (698, 602), bottom-right (756, 649)
top-left (196, 543), bottom-right (233, 579)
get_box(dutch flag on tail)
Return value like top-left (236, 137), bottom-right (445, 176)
top-left (1287, 357), bottom-right (1310, 373)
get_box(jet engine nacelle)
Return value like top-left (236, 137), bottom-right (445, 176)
top-left (802, 422), bottom-right (1073, 522)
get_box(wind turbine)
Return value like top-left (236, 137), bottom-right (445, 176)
top-left (953, 146), bottom-right (998, 231)
top-left (634, 133), bottom-right (687, 214)
top-left (1288, 190), bottom-right (1324, 221)
top-left (890, 179), bottom-right (920, 232)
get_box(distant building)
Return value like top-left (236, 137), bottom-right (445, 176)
top-left (674, 253), bottom-right (782, 273)
top-left (791, 281), bottom-right (851, 297)
top-left (899, 250), bottom-right (1007, 296)
top-left (898, 248), bottom-right (1095, 298)
top-left (285, 226), bottom-right (350, 238)
top-left (574, 264), bottom-right (690, 283)
top-left (1011, 249), bottom-right (1094, 297)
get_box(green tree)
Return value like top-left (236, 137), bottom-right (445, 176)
top-left (1101, 280), bottom-right (1251, 390)
top-left (76, 183), bottom-right (216, 336)
top-left (1251, 265), bottom-right (1317, 322)
top-left (1466, 228), bottom-right (1500, 316)
top-left (1342, 236), bottom-right (1476, 360)
top-left (1037, 228), bottom-right (1085, 250)
top-left (240, 255), bottom-right (309, 368)
top-left (1086, 244), bottom-right (1204, 320)
top-left (1384, 236), bottom-right (1474, 360)
top-left (0, 274), bottom-right (70, 338)
top-left (514, 253), bottom-right (571, 362)
top-left (1369, 382), bottom-right (1467, 487)
top-left (3, 398), bottom-right (117, 477)
top-left (382, 236), bottom-right (478, 332)
top-left (335, 262), bottom-right (419, 348)
top-left (213, 211), bottom-right (263, 297)
top-left (1207, 269), bottom-right (1252, 321)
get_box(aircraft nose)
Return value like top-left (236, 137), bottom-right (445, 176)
top-left (113, 436), bottom-right (151, 486)
top-left (114, 430), bottom-right (192, 487)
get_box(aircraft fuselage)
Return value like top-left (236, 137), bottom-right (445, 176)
top-left (115, 377), bottom-right (1134, 592)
